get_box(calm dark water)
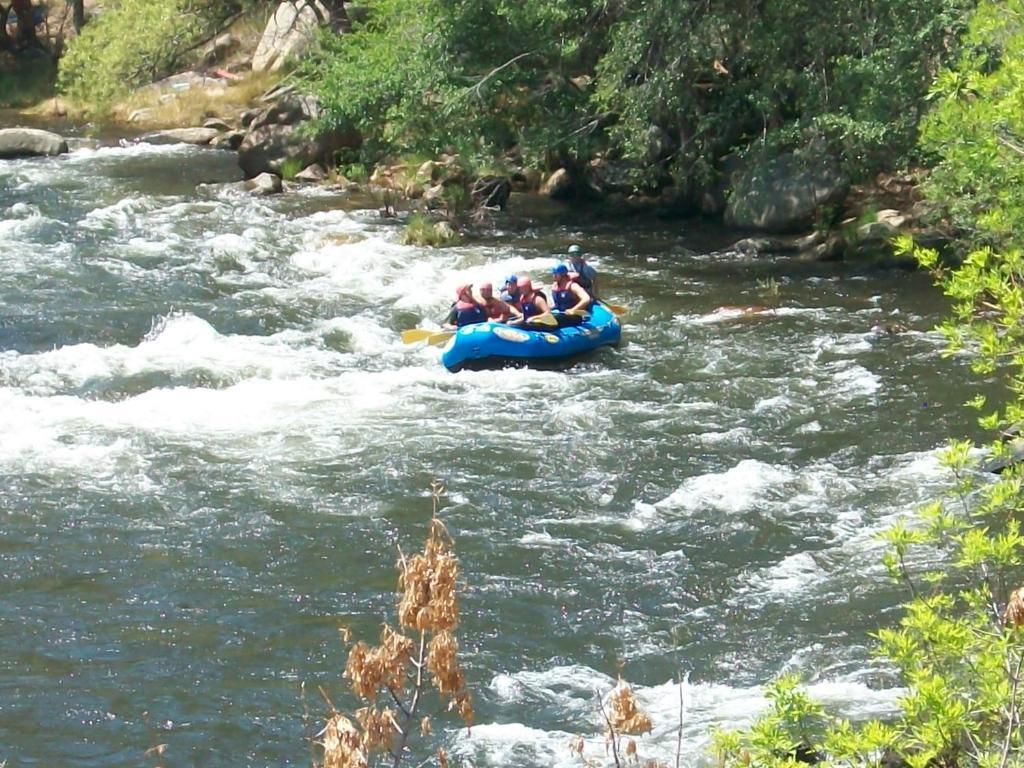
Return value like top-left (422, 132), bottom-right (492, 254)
top-left (0, 142), bottom-right (980, 767)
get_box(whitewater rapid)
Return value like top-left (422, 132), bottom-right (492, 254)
top-left (0, 141), bottom-right (976, 767)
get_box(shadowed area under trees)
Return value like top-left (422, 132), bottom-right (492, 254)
top-left (301, 0), bottom-right (974, 196)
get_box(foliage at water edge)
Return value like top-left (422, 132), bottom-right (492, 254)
top-left (301, 0), bottom-right (974, 184)
top-left (713, 4), bottom-right (1024, 766)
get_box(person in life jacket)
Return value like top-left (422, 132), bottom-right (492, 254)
top-left (443, 283), bottom-right (488, 329)
top-left (477, 282), bottom-right (513, 322)
top-left (499, 274), bottom-right (520, 304)
top-left (550, 263), bottom-right (593, 314)
top-left (508, 277), bottom-right (551, 325)
top-left (567, 244), bottom-right (599, 299)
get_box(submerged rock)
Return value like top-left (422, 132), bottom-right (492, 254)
top-left (0, 128), bottom-right (68, 158)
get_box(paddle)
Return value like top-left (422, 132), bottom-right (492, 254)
top-left (603, 302), bottom-right (628, 316)
top-left (526, 313), bottom-right (558, 328)
top-left (426, 331), bottom-right (454, 346)
top-left (402, 329), bottom-right (439, 344)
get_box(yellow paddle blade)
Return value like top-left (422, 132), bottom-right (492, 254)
top-left (605, 303), bottom-right (628, 316)
top-left (402, 328), bottom-right (436, 344)
top-left (525, 313), bottom-right (558, 327)
top-left (427, 331), bottom-right (454, 346)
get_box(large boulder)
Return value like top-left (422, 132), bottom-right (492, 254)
top-left (139, 127), bottom-right (221, 146)
top-left (252, 0), bottom-right (331, 73)
top-left (237, 94), bottom-right (359, 178)
top-left (724, 153), bottom-right (849, 233)
top-left (540, 168), bottom-right (573, 199)
top-left (0, 128), bottom-right (68, 158)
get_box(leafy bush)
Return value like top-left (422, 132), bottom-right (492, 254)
top-left (401, 214), bottom-right (461, 247)
top-left (918, 0), bottom-right (1024, 251)
top-left (58, 0), bottom-right (240, 108)
top-left (303, 0), bottom-right (974, 183)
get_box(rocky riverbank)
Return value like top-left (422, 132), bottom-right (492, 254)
top-left (1, 103), bottom-right (948, 266)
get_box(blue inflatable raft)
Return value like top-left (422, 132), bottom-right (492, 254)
top-left (440, 302), bottom-right (621, 372)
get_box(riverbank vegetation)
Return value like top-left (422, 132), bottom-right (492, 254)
top-left (712, 2), bottom-right (1024, 766)
top-left (57, 0), bottom-right (254, 107)
top-left (301, 0), bottom-right (973, 188)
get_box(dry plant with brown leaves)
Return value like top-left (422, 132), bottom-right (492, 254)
top-left (317, 483), bottom-right (472, 768)
top-left (572, 677), bottom-right (657, 768)
top-left (1004, 587), bottom-right (1024, 629)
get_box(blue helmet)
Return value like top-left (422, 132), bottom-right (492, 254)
top-left (551, 264), bottom-right (569, 276)
top-left (504, 274), bottom-right (518, 286)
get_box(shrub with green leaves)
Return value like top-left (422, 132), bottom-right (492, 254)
top-left (918, 0), bottom-right (1024, 250)
top-left (58, 0), bottom-right (240, 107)
top-left (303, 0), bottom-right (973, 183)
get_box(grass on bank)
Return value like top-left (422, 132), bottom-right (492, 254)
top-left (107, 69), bottom-right (281, 128)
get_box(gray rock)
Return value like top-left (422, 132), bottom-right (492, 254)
top-left (540, 168), bottom-right (573, 199)
top-left (806, 234), bottom-right (847, 261)
top-left (294, 163), bottom-right (327, 182)
top-left (0, 128), bottom-right (68, 158)
top-left (644, 124), bottom-right (674, 164)
top-left (247, 172), bottom-right (283, 195)
top-left (202, 118), bottom-right (233, 132)
top-left (732, 237), bottom-right (798, 256)
top-left (240, 108), bottom-right (261, 128)
top-left (201, 32), bottom-right (239, 67)
top-left (137, 71), bottom-right (228, 98)
top-left (856, 220), bottom-right (900, 241)
top-left (252, 0), bottom-right (331, 73)
top-left (725, 153), bottom-right (849, 233)
top-left (587, 158), bottom-right (646, 196)
top-left (433, 221), bottom-right (458, 241)
top-left (423, 183), bottom-right (446, 208)
top-left (875, 209), bottom-right (908, 228)
top-left (211, 130), bottom-right (246, 151)
top-left (139, 127), bottom-right (221, 146)
top-left (237, 94), bottom-right (360, 178)
top-left (415, 159), bottom-right (440, 185)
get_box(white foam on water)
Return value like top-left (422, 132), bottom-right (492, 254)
top-left (518, 530), bottom-right (573, 548)
top-left (752, 394), bottom-right (794, 414)
top-left (828, 361), bottom-right (881, 397)
top-left (654, 459), bottom-right (797, 516)
top-left (812, 332), bottom-right (874, 357)
top-left (0, 313), bottom-right (348, 395)
top-left (0, 211), bottom-right (64, 239)
top-left (676, 306), bottom-right (825, 326)
top-left (459, 668), bottom-right (902, 768)
top-left (744, 551), bottom-right (829, 599)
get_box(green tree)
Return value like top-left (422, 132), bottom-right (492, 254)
top-left (304, 0), bottom-right (973, 183)
top-left (57, 0), bottom-right (244, 107)
top-left (918, 0), bottom-right (1024, 251)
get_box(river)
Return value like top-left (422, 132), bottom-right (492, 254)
top-left (0, 140), bottom-right (981, 767)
